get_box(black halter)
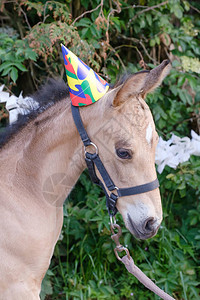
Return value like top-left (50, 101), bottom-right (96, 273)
top-left (71, 104), bottom-right (159, 216)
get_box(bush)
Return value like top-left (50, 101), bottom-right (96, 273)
top-left (1, 1), bottom-right (200, 299)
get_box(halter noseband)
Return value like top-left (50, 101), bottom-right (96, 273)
top-left (71, 105), bottom-right (159, 216)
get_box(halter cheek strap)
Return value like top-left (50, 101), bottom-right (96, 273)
top-left (71, 105), bottom-right (159, 216)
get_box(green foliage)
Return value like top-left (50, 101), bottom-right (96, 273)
top-left (0, 0), bottom-right (200, 299)
top-left (0, 30), bottom-right (37, 83)
top-left (0, 103), bottom-right (9, 127)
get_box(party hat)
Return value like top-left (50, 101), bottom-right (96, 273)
top-left (61, 44), bottom-right (109, 106)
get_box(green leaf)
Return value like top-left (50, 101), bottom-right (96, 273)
top-left (89, 39), bottom-right (100, 49)
top-left (81, 0), bottom-right (90, 9)
top-left (190, 216), bottom-right (198, 226)
top-left (25, 49), bottom-right (37, 61)
top-left (0, 61), bottom-right (13, 72)
top-left (183, 1), bottom-right (190, 11)
top-left (1, 67), bottom-right (13, 76)
top-left (90, 25), bottom-right (99, 37)
top-left (150, 39), bottom-right (156, 47)
top-left (103, 286), bottom-right (114, 295)
top-left (177, 76), bottom-right (186, 87)
top-left (40, 276), bottom-right (53, 299)
top-left (170, 85), bottom-right (178, 96)
top-left (13, 62), bottom-right (27, 72)
top-left (146, 14), bottom-right (152, 26)
top-left (134, 24), bottom-right (140, 34)
top-left (155, 36), bottom-right (160, 45)
top-left (81, 27), bottom-right (90, 38)
top-left (178, 89), bottom-right (193, 105)
top-left (10, 67), bottom-right (18, 82)
top-left (75, 18), bottom-right (91, 27)
top-left (172, 60), bottom-right (181, 67)
top-left (185, 74), bottom-right (197, 91)
top-left (173, 4), bottom-right (183, 19)
top-left (195, 92), bottom-right (200, 103)
top-left (140, 18), bottom-right (146, 28)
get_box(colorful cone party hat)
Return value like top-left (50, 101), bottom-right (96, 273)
top-left (61, 44), bottom-right (109, 106)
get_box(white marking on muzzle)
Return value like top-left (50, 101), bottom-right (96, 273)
top-left (146, 123), bottom-right (153, 145)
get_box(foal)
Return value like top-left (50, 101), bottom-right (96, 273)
top-left (0, 60), bottom-right (170, 299)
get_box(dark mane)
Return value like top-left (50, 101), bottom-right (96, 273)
top-left (0, 79), bottom-right (69, 149)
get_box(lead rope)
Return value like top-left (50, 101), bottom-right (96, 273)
top-left (110, 219), bottom-right (176, 300)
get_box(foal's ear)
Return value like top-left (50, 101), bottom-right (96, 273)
top-left (112, 60), bottom-right (171, 107)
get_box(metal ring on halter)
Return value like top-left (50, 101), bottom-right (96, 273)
top-left (112, 186), bottom-right (119, 192)
top-left (84, 142), bottom-right (98, 155)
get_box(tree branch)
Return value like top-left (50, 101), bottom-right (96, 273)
top-left (189, 3), bottom-right (200, 14)
top-left (72, 0), bottom-right (104, 26)
top-left (20, 5), bottom-right (31, 31)
top-left (109, 45), bottom-right (127, 72)
top-left (105, 0), bottom-right (121, 44)
top-left (119, 34), bottom-right (158, 64)
top-left (114, 44), bottom-right (144, 61)
top-left (128, 1), bottom-right (168, 27)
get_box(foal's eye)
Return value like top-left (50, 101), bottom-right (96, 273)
top-left (116, 148), bottom-right (132, 159)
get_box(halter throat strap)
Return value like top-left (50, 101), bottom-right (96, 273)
top-left (71, 104), bottom-right (159, 216)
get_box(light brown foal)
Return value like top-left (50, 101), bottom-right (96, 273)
top-left (0, 60), bottom-right (170, 299)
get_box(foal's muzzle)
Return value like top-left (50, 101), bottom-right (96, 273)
top-left (128, 214), bottom-right (160, 240)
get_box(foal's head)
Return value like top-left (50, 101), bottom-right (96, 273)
top-left (84, 60), bottom-right (170, 240)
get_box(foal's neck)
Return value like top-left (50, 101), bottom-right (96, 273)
top-left (1, 94), bottom-right (106, 206)
top-left (1, 99), bottom-right (87, 205)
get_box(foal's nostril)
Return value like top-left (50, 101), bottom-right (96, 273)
top-left (127, 214), bottom-right (160, 239)
top-left (143, 217), bottom-right (155, 232)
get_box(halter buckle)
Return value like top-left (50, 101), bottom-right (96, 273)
top-left (84, 142), bottom-right (98, 156)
